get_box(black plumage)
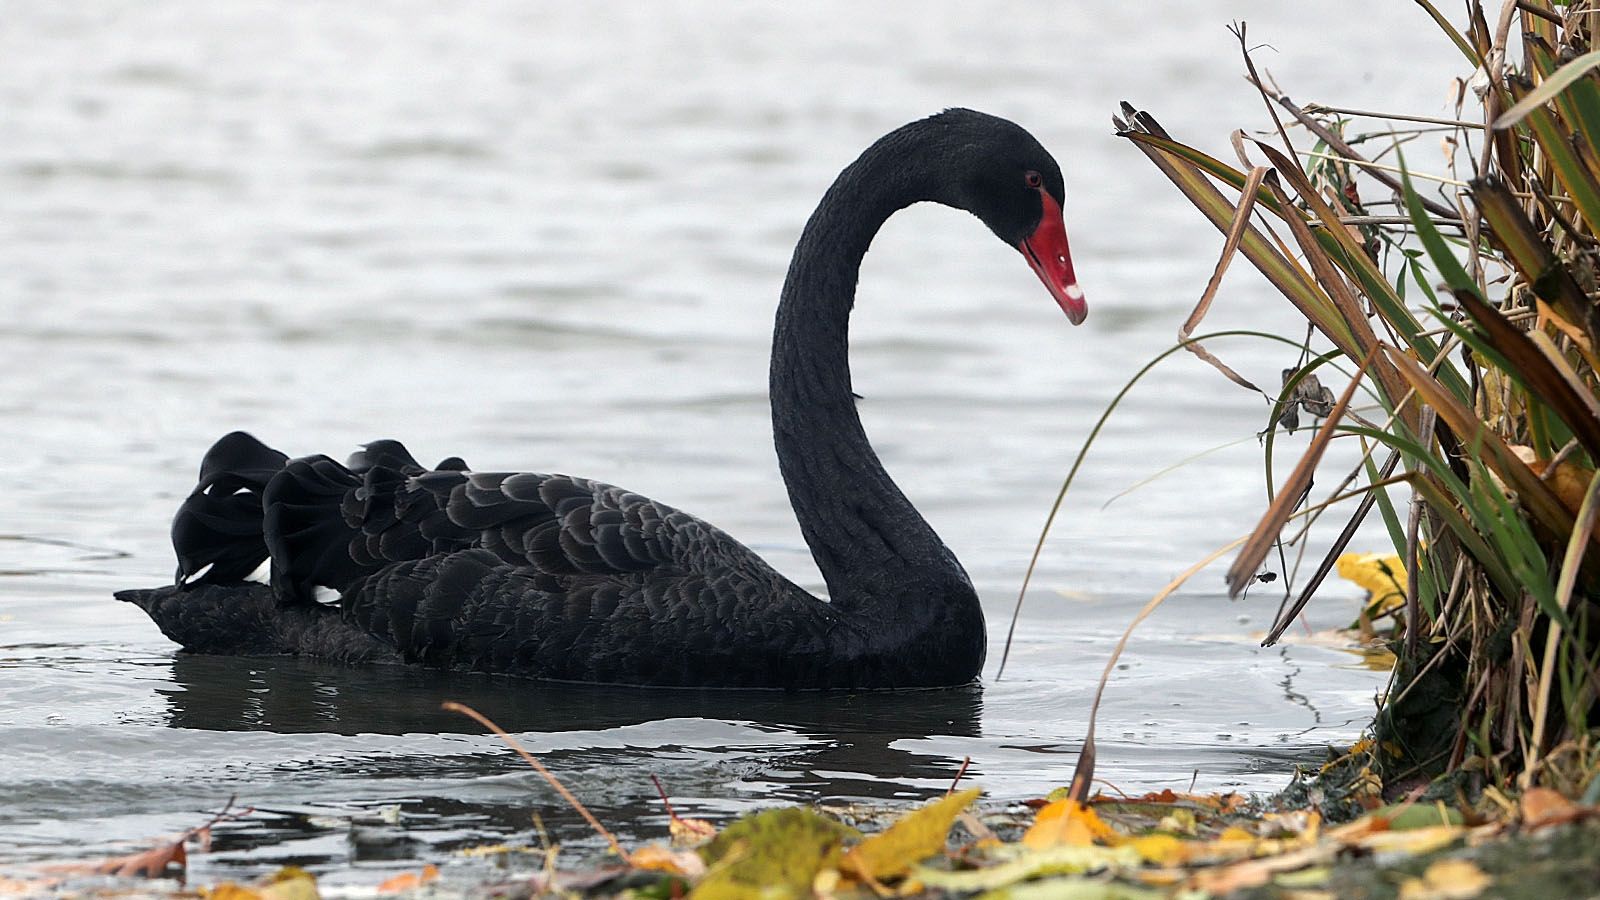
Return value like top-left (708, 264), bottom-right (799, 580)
top-left (117, 109), bottom-right (1086, 689)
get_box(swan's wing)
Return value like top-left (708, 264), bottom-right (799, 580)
top-left (262, 444), bottom-right (786, 603)
top-left (408, 468), bottom-right (774, 580)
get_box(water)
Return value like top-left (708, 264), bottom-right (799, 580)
top-left (0, 0), bottom-right (1460, 882)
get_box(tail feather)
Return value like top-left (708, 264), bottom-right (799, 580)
top-left (262, 455), bottom-right (368, 603)
top-left (171, 431), bottom-right (288, 584)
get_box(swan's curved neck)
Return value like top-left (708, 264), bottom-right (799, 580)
top-left (769, 136), bottom-right (971, 612)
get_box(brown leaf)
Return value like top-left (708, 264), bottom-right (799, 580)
top-left (1179, 164), bottom-right (1268, 393)
top-left (1521, 787), bottom-right (1582, 828)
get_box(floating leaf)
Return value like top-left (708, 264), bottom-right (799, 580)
top-left (377, 863), bottom-right (438, 893)
top-left (839, 788), bottom-right (979, 882)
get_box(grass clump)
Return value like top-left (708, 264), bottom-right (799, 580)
top-left (1114, 0), bottom-right (1600, 799)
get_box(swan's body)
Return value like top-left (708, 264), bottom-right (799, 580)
top-left (119, 109), bottom-right (1085, 689)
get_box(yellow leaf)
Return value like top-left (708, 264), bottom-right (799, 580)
top-left (260, 867), bottom-right (320, 900)
top-left (1355, 825), bottom-right (1464, 856)
top-left (1336, 552), bottom-right (1406, 614)
top-left (1127, 833), bottom-right (1185, 865)
top-left (1155, 808), bottom-right (1198, 836)
top-left (203, 885), bottom-right (263, 900)
top-left (838, 788), bottom-right (979, 882)
top-left (1217, 826), bottom-right (1256, 842)
top-left (1397, 858), bottom-right (1491, 900)
top-left (1023, 799), bottom-right (1119, 849)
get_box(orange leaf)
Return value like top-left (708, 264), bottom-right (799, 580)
top-left (377, 863), bottom-right (438, 893)
top-left (1022, 799), bottom-right (1119, 849)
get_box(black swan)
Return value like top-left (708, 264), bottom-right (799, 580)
top-left (119, 109), bottom-right (1086, 689)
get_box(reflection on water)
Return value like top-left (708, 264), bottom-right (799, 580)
top-left (0, 0), bottom-right (1465, 878)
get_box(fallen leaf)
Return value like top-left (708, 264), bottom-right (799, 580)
top-left (377, 863), bottom-right (438, 893)
top-left (259, 866), bottom-right (320, 900)
top-left (1397, 858), bottom-right (1491, 900)
top-left (1187, 845), bottom-right (1327, 894)
top-left (631, 843), bottom-right (707, 879)
top-left (911, 845), bottom-right (1141, 892)
top-left (839, 787), bottom-right (979, 882)
top-left (692, 807), bottom-right (858, 900)
top-left (203, 884), bottom-right (264, 900)
top-left (96, 839), bottom-right (187, 879)
top-left (1354, 825), bottom-right (1465, 856)
top-left (1520, 787), bottom-right (1580, 829)
top-left (1155, 808), bottom-right (1198, 836)
top-left (1024, 799), bottom-right (1120, 849)
top-left (206, 867), bottom-right (319, 900)
top-left (670, 815), bottom-right (718, 848)
top-left (971, 876), bottom-right (1163, 899)
top-left (1375, 802), bottom-right (1464, 830)
top-left (1126, 833), bottom-right (1185, 865)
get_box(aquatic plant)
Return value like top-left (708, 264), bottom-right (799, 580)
top-left (1113, 0), bottom-right (1600, 797)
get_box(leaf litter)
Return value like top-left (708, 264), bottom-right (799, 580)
top-left (17, 699), bottom-right (1599, 900)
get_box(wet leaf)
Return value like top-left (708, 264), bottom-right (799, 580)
top-left (1023, 799), bottom-right (1119, 849)
top-left (206, 867), bottom-right (320, 900)
top-left (1397, 858), bottom-right (1492, 900)
top-left (631, 843), bottom-right (707, 879)
top-left (670, 815), bottom-right (718, 848)
top-left (94, 839), bottom-right (187, 879)
top-left (376, 863), bottom-right (438, 893)
top-left (839, 787), bottom-right (979, 882)
top-left (692, 808), bottom-right (857, 900)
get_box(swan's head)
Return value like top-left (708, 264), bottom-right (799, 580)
top-left (924, 109), bottom-right (1087, 325)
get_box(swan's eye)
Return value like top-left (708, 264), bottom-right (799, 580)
top-left (1024, 170), bottom-right (1042, 189)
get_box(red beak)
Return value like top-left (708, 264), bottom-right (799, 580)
top-left (1018, 191), bottom-right (1086, 325)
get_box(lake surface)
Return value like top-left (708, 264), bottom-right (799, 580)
top-left (0, 0), bottom-right (1461, 884)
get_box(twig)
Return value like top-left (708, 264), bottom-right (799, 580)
top-left (443, 701), bottom-right (628, 861)
top-left (948, 756), bottom-right (973, 796)
top-left (1302, 104), bottom-right (1486, 129)
top-left (1253, 81), bottom-right (1465, 221)
top-left (1302, 150), bottom-right (1467, 186)
top-left (1232, 22), bottom-right (1298, 162)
